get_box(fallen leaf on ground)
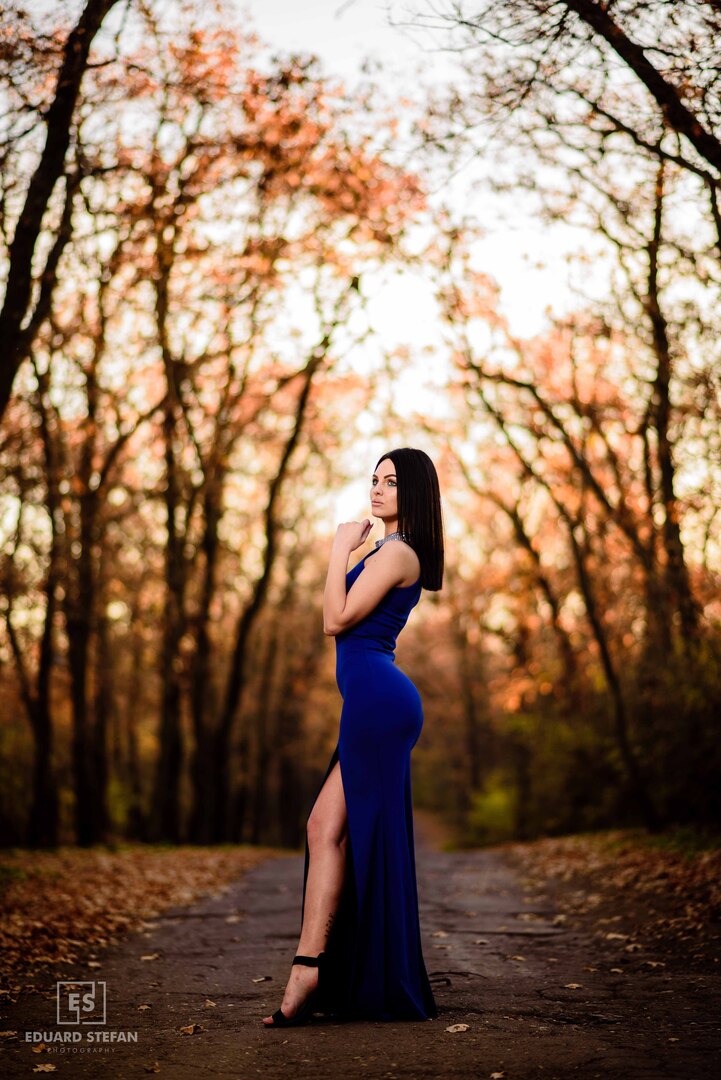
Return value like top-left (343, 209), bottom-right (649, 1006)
top-left (179, 1022), bottom-right (206, 1036)
top-left (445, 1023), bottom-right (469, 1032)
top-left (564, 983), bottom-right (583, 988)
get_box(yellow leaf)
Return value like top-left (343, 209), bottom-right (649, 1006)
top-left (510, 955), bottom-right (526, 962)
top-left (141, 953), bottom-right (161, 962)
top-left (445, 1023), bottom-right (469, 1033)
top-left (33, 1067), bottom-right (56, 1074)
top-left (564, 983), bottom-right (583, 989)
top-left (137, 1004), bottom-right (151, 1010)
top-left (179, 1022), bottom-right (206, 1036)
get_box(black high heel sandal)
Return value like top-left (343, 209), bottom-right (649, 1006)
top-left (263, 952), bottom-right (326, 1028)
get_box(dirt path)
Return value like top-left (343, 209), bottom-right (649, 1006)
top-left (2, 824), bottom-right (720, 1079)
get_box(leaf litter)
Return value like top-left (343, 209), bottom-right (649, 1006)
top-left (0, 845), bottom-right (278, 987)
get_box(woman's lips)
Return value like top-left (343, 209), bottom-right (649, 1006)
top-left (372, 501), bottom-right (383, 505)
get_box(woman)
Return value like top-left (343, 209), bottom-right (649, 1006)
top-left (262, 447), bottom-right (444, 1027)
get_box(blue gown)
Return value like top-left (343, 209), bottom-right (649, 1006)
top-left (299, 542), bottom-right (438, 1022)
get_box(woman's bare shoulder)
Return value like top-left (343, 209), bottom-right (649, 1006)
top-left (376, 539), bottom-right (420, 585)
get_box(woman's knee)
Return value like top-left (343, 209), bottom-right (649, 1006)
top-left (307, 812), bottom-right (347, 851)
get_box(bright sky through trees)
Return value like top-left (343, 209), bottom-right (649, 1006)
top-left (242, 0), bottom-right (614, 522)
top-left (242, 0), bottom-right (610, 338)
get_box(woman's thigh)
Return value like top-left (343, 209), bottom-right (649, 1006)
top-left (307, 760), bottom-right (348, 847)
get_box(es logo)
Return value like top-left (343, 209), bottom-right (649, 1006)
top-left (56, 981), bottom-right (107, 1025)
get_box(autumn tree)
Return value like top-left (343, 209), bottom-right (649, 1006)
top-left (0, 1), bottom-right (425, 845)
top-left (0, 0), bottom-right (125, 423)
top-left (424, 214), bottom-right (721, 830)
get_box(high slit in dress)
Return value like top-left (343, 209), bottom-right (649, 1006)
top-left (299, 542), bottom-right (438, 1022)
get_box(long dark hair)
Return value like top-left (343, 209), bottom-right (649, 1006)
top-left (374, 447), bottom-right (444, 591)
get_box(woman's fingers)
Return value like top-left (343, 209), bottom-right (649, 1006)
top-left (335, 519), bottom-right (373, 550)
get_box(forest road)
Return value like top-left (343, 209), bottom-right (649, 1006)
top-left (3, 819), bottom-right (719, 1080)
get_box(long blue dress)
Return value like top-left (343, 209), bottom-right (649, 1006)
top-left (299, 541), bottom-right (438, 1022)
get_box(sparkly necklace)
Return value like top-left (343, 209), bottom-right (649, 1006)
top-left (374, 530), bottom-right (412, 549)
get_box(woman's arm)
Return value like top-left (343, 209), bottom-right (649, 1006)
top-left (323, 539), bottom-right (418, 636)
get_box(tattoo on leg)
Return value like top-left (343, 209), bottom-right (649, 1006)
top-left (324, 911), bottom-right (335, 939)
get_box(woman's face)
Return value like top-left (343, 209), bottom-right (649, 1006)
top-left (370, 459), bottom-right (398, 522)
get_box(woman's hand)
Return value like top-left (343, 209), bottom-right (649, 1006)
top-left (334, 518), bottom-right (373, 552)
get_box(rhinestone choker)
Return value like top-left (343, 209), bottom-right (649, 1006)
top-left (374, 530), bottom-right (412, 549)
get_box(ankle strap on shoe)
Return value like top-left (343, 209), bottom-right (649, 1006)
top-left (292, 952), bottom-right (325, 967)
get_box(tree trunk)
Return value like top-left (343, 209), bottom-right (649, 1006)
top-left (0, 0), bottom-right (122, 420)
top-left (65, 604), bottom-right (97, 845)
top-left (568, 523), bottom-right (661, 831)
top-left (92, 608), bottom-right (112, 841)
top-left (149, 233), bottom-right (188, 843)
top-left (148, 408), bottom-right (186, 841)
top-left (211, 354), bottom-right (326, 842)
top-left (646, 159), bottom-right (700, 642)
top-left (188, 482), bottom-right (223, 844)
top-left (27, 697), bottom-right (59, 848)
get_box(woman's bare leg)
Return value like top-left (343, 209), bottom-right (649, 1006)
top-left (262, 760), bottom-right (347, 1023)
